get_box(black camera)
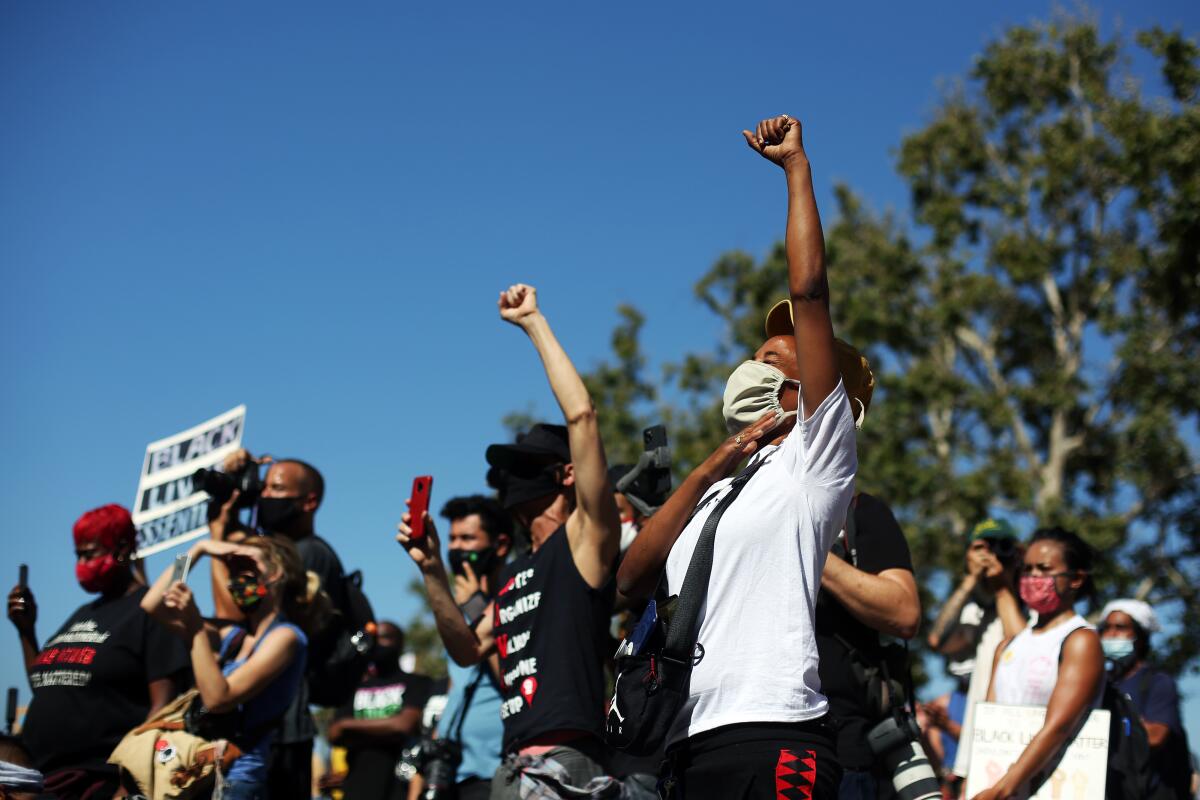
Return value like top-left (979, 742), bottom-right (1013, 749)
top-left (866, 710), bottom-right (941, 800)
top-left (982, 535), bottom-right (1018, 564)
top-left (396, 737), bottom-right (462, 799)
top-left (613, 425), bottom-right (672, 516)
top-left (192, 461), bottom-right (262, 508)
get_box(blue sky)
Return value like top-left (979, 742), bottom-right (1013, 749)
top-left (3, 0), bottom-right (1197, 750)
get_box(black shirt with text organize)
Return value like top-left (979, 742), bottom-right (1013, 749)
top-left (492, 525), bottom-right (612, 752)
top-left (20, 586), bottom-right (189, 775)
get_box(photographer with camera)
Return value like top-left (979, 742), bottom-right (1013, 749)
top-left (206, 453), bottom-right (360, 800)
top-left (616, 114), bottom-right (858, 800)
top-left (398, 284), bottom-right (623, 799)
top-left (925, 518), bottom-right (1026, 783)
top-left (326, 621), bottom-right (432, 800)
top-left (812, 480), bottom-right (927, 799)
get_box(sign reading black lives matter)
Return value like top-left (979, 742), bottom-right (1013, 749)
top-left (132, 405), bottom-right (246, 558)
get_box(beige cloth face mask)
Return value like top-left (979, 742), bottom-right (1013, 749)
top-left (722, 360), bottom-right (799, 434)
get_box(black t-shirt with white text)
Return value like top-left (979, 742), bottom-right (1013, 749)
top-left (814, 493), bottom-right (914, 770)
top-left (335, 670), bottom-right (432, 800)
top-left (20, 586), bottom-right (189, 775)
top-left (492, 525), bottom-right (612, 751)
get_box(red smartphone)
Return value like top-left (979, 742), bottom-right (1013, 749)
top-left (408, 475), bottom-right (434, 540)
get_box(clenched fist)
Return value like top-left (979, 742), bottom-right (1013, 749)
top-left (499, 283), bottom-right (540, 327)
top-left (742, 115), bottom-right (806, 168)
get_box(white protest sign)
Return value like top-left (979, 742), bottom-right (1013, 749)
top-left (965, 702), bottom-right (1110, 800)
top-left (132, 405), bottom-right (246, 558)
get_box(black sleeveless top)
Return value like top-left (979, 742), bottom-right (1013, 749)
top-left (492, 524), bottom-right (612, 751)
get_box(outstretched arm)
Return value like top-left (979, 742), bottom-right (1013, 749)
top-left (500, 284), bottom-right (620, 589)
top-left (743, 116), bottom-right (839, 417)
top-left (397, 508), bottom-right (495, 666)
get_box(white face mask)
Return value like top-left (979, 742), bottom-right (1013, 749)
top-left (619, 520), bottom-right (639, 554)
top-left (722, 360), bottom-right (799, 434)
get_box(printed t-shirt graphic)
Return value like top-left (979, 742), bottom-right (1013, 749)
top-left (491, 525), bottom-right (611, 751)
top-left (20, 587), bottom-right (189, 774)
top-left (335, 671), bottom-right (432, 800)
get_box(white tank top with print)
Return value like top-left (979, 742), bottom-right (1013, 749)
top-left (992, 614), bottom-right (1096, 707)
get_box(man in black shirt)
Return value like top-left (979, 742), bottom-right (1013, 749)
top-left (210, 453), bottom-right (348, 800)
top-left (814, 493), bottom-right (920, 799)
top-left (328, 621), bottom-right (432, 800)
top-left (399, 284), bottom-right (622, 799)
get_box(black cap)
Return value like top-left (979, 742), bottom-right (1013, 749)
top-left (485, 423), bottom-right (571, 476)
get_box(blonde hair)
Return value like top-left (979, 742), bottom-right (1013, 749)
top-left (244, 535), bottom-right (333, 635)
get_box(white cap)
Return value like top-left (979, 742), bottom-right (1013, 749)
top-left (1099, 599), bottom-right (1160, 633)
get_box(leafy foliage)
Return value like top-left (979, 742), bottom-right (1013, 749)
top-left (506, 16), bottom-right (1200, 675)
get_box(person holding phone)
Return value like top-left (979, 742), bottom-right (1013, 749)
top-left (6, 505), bottom-right (188, 800)
top-left (398, 285), bottom-right (623, 799)
top-left (142, 535), bottom-right (329, 800)
top-left (615, 115), bottom-right (863, 799)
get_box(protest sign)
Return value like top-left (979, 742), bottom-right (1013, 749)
top-left (965, 702), bottom-right (1110, 800)
top-left (131, 405), bottom-right (246, 558)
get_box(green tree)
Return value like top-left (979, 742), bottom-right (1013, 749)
top-left (514, 17), bottom-right (1200, 673)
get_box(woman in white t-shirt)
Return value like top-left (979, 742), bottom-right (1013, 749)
top-left (617, 114), bottom-right (870, 800)
top-left (972, 527), bottom-right (1104, 800)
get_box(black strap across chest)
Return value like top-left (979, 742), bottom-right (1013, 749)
top-left (662, 457), bottom-right (768, 664)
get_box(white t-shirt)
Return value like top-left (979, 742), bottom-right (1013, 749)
top-left (664, 380), bottom-right (858, 745)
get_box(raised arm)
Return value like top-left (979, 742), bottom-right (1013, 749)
top-left (499, 284), bottom-right (621, 588)
top-left (397, 508), bottom-right (495, 666)
top-left (743, 116), bottom-right (839, 417)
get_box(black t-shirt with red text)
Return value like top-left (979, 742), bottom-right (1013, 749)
top-left (492, 525), bottom-right (612, 751)
top-left (20, 586), bottom-right (189, 775)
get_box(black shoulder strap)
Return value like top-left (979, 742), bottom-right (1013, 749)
top-left (446, 665), bottom-right (489, 742)
top-left (844, 493), bottom-right (860, 568)
top-left (663, 457), bottom-right (768, 664)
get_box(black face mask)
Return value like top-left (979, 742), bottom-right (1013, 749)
top-left (371, 644), bottom-right (402, 673)
top-left (448, 547), bottom-right (498, 578)
top-left (257, 496), bottom-right (303, 533)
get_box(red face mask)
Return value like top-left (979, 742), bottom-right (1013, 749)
top-left (1019, 574), bottom-right (1064, 616)
top-left (76, 554), bottom-right (123, 594)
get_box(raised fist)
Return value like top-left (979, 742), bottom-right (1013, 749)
top-left (498, 283), bottom-right (540, 326)
top-left (742, 115), bottom-right (806, 167)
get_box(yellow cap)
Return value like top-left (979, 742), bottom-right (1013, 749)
top-left (764, 299), bottom-right (875, 423)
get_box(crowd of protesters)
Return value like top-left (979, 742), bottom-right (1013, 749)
top-left (4, 114), bottom-right (1197, 800)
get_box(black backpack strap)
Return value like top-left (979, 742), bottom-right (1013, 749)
top-left (445, 665), bottom-right (490, 743)
top-left (662, 457), bottom-right (769, 665)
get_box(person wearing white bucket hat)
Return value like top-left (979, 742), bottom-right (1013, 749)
top-left (1099, 598), bottom-right (1191, 799)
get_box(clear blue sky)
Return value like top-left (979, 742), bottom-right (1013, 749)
top-left (3, 0), bottom-right (1197, 747)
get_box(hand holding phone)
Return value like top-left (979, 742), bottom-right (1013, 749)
top-left (407, 476), bottom-right (434, 540)
top-left (170, 553), bottom-right (192, 585)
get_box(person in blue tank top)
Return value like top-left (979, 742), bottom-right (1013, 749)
top-left (142, 535), bottom-right (330, 800)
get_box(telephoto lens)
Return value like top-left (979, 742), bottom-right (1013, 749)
top-left (866, 712), bottom-right (941, 800)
